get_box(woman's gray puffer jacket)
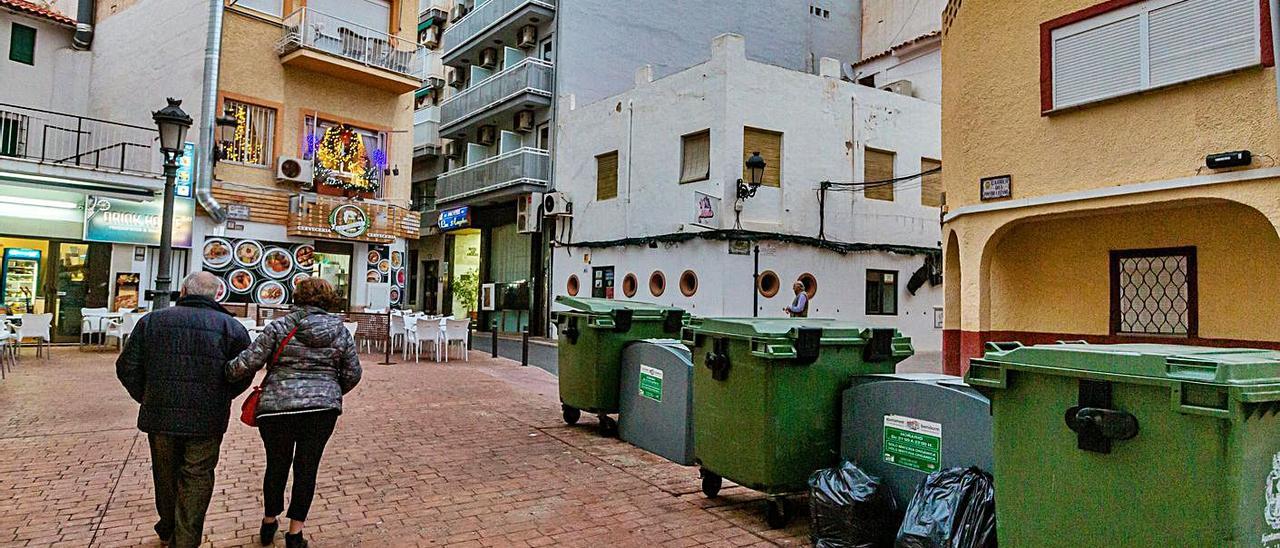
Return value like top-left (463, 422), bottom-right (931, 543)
top-left (227, 306), bottom-right (362, 417)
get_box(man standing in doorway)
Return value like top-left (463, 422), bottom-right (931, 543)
top-left (116, 272), bottom-right (252, 547)
top-left (784, 280), bottom-right (809, 318)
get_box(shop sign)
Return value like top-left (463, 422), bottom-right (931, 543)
top-left (226, 203), bottom-right (251, 221)
top-left (83, 195), bottom-right (194, 248)
top-left (980, 175), bottom-right (1012, 201)
top-left (174, 142), bottom-right (196, 198)
top-left (438, 206), bottom-right (470, 231)
top-left (328, 203), bottom-right (370, 238)
top-left (693, 191), bottom-right (720, 229)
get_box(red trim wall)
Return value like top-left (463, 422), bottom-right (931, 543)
top-left (1040, 0), bottom-right (1276, 113)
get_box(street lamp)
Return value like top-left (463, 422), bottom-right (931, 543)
top-left (737, 152), bottom-right (767, 200)
top-left (150, 98), bottom-right (193, 309)
top-left (214, 105), bottom-right (239, 164)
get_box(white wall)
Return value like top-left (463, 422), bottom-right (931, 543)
top-left (854, 42), bottom-right (941, 104)
top-left (859, 0), bottom-right (944, 56)
top-left (0, 14), bottom-right (90, 113)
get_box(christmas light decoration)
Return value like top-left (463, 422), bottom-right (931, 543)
top-left (311, 124), bottom-right (381, 193)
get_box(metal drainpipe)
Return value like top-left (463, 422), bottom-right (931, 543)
top-left (72, 0), bottom-right (94, 50)
top-left (195, 0), bottom-right (227, 223)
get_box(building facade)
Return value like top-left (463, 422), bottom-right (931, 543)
top-left (550, 35), bottom-right (945, 350)
top-left (941, 0), bottom-right (1280, 373)
top-left (852, 0), bottom-right (943, 104)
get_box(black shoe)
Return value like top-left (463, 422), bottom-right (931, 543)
top-left (259, 520), bottom-right (279, 546)
top-left (285, 532), bottom-right (308, 548)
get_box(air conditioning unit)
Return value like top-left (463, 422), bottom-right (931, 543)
top-left (479, 47), bottom-right (498, 69)
top-left (443, 141), bottom-right (462, 159)
top-left (517, 25), bottom-right (538, 49)
top-left (514, 110), bottom-right (535, 133)
top-left (447, 68), bottom-right (466, 88)
top-left (420, 25), bottom-right (440, 49)
top-left (880, 79), bottom-right (914, 97)
top-left (476, 125), bottom-right (496, 146)
top-left (426, 76), bottom-right (445, 90)
top-left (450, 4), bottom-right (468, 22)
top-left (276, 156), bottom-right (313, 184)
top-left (516, 192), bottom-right (543, 233)
top-left (543, 191), bottom-right (572, 217)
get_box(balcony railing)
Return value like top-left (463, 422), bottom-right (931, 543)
top-left (440, 58), bottom-right (553, 128)
top-left (278, 8), bottom-right (422, 78)
top-left (442, 0), bottom-right (556, 55)
top-left (414, 119), bottom-right (441, 156)
top-left (0, 103), bottom-right (160, 175)
top-left (436, 147), bottom-right (549, 203)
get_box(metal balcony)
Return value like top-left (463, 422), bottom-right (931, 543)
top-left (442, 0), bottom-right (555, 66)
top-left (439, 58), bottom-right (553, 138)
top-left (278, 8), bottom-right (423, 94)
top-left (436, 147), bottom-right (549, 205)
top-left (414, 107), bottom-right (442, 158)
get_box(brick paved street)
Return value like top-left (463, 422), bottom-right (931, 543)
top-left (1, 348), bottom-right (809, 547)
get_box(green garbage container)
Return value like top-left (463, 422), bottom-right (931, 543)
top-left (966, 342), bottom-right (1280, 547)
top-left (684, 318), bottom-right (913, 527)
top-left (554, 296), bottom-right (686, 434)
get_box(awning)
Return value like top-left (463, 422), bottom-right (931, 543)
top-left (0, 170), bottom-right (157, 201)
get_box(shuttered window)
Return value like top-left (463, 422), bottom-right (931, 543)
top-left (9, 23), bottom-right (35, 66)
top-left (680, 130), bottom-right (710, 183)
top-left (743, 127), bottom-right (781, 187)
top-left (921, 158), bottom-right (942, 207)
top-left (864, 148), bottom-right (895, 202)
top-left (596, 151), bottom-right (619, 201)
top-left (1049, 0), bottom-right (1261, 111)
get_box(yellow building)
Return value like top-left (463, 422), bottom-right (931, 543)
top-left (941, 0), bottom-right (1280, 374)
top-left (202, 0), bottom-right (422, 309)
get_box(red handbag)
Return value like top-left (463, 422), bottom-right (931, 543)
top-left (240, 325), bottom-right (299, 427)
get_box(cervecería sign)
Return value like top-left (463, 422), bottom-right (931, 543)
top-left (288, 195), bottom-right (399, 243)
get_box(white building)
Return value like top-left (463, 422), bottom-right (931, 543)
top-left (850, 0), bottom-right (943, 104)
top-left (549, 34), bottom-right (944, 351)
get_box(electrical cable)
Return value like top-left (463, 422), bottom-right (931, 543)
top-left (562, 228), bottom-right (939, 257)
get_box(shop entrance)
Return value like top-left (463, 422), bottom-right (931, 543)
top-left (313, 241), bottom-right (353, 310)
top-left (422, 259), bottom-right (439, 314)
top-left (0, 236), bottom-right (110, 342)
top-left (447, 229), bottom-right (481, 320)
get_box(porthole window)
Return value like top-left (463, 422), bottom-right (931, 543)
top-left (680, 270), bottom-right (698, 297)
top-left (567, 275), bottom-right (580, 296)
top-left (622, 273), bottom-right (638, 298)
top-left (798, 272), bottom-right (818, 298)
top-left (758, 270), bottom-right (780, 298)
top-left (649, 271), bottom-right (666, 297)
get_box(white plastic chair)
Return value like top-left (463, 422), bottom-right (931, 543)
top-left (410, 317), bottom-right (441, 363)
top-left (105, 312), bottom-right (145, 350)
top-left (15, 313), bottom-right (52, 359)
top-left (236, 317), bottom-right (257, 330)
top-left (390, 314), bottom-right (406, 354)
top-left (0, 330), bottom-right (14, 378)
top-left (80, 308), bottom-right (110, 347)
top-left (441, 318), bottom-right (470, 362)
top-left (342, 321), bottom-right (359, 346)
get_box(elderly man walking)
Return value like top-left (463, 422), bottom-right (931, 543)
top-left (116, 272), bottom-right (252, 547)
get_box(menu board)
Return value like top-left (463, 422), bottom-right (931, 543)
top-left (202, 237), bottom-right (317, 305)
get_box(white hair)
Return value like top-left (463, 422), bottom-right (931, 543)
top-left (181, 271), bottom-right (221, 299)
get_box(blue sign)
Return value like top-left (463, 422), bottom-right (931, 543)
top-left (174, 142), bottom-right (196, 198)
top-left (6, 248), bottom-right (41, 260)
top-left (438, 206), bottom-right (470, 231)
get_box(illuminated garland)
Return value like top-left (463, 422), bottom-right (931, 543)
top-left (226, 104), bottom-right (265, 165)
top-left (311, 124), bottom-right (380, 193)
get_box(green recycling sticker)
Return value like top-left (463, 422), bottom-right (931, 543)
top-left (639, 365), bottom-right (663, 402)
top-left (883, 415), bottom-right (942, 474)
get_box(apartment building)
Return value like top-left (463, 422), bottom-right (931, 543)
top-left (550, 35), bottom-right (944, 350)
top-left (851, 0), bottom-right (944, 104)
top-left (941, 0), bottom-right (1280, 374)
top-left (200, 0), bottom-right (422, 310)
top-left (425, 0), bottom-right (863, 335)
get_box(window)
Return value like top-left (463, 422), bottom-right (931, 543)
top-left (0, 112), bottom-right (28, 157)
top-left (536, 123), bottom-right (551, 151)
top-left (1110, 247), bottom-right (1197, 337)
top-left (540, 36), bottom-right (554, 63)
top-left (921, 158), bottom-right (942, 207)
top-left (864, 148), bottom-right (895, 201)
top-left (866, 270), bottom-right (898, 315)
top-left (9, 23), bottom-right (35, 65)
top-left (679, 130), bottom-right (710, 183)
top-left (222, 99), bottom-right (276, 167)
top-left (743, 127), bottom-right (781, 187)
top-left (596, 150), bottom-right (619, 201)
top-left (304, 116), bottom-right (388, 197)
top-left (309, 0), bottom-right (392, 32)
top-left (233, 0), bottom-right (282, 17)
top-left (1044, 0), bottom-right (1266, 111)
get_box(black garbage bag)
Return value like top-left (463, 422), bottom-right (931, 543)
top-left (895, 467), bottom-right (997, 548)
top-left (809, 460), bottom-right (900, 548)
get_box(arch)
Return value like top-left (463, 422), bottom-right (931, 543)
top-left (943, 230), bottom-right (963, 375)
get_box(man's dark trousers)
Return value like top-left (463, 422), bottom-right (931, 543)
top-left (148, 434), bottom-right (223, 547)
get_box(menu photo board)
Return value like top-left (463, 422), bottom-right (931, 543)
top-left (202, 236), bottom-right (317, 305)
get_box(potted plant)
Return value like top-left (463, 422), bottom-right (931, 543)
top-left (455, 271), bottom-right (480, 322)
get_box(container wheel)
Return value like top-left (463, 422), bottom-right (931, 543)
top-left (562, 405), bottom-right (581, 425)
top-left (700, 470), bottom-right (722, 498)
top-left (598, 415), bottom-right (618, 437)
top-left (765, 498), bottom-right (791, 529)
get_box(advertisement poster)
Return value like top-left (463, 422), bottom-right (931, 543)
top-left (84, 195), bottom-right (194, 248)
top-left (202, 237), bottom-right (316, 305)
top-left (113, 272), bottom-right (141, 311)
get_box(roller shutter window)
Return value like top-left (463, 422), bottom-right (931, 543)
top-left (235, 0), bottom-right (282, 16)
top-left (1051, 0), bottom-right (1260, 110)
top-left (596, 151), bottom-right (619, 201)
top-left (9, 23), bottom-right (35, 66)
top-left (680, 130), bottom-right (711, 184)
top-left (864, 148), bottom-right (895, 202)
top-left (742, 127), bottom-right (782, 188)
top-left (921, 158), bottom-right (942, 207)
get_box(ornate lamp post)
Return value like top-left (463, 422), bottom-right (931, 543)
top-left (150, 98), bottom-right (193, 309)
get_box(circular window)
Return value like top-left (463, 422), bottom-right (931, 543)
top-left (649, 271), bottom-right (666, 297)
top-left (567, 275), bottom-right (580, 297)
top-left (622, 273), bottom-right (638, 298)
top-left (798, 273), bottom-right (818, 298)
top-left (680, 270), bottom-right (698, 297)
top-left (757, 270), bottom-right (780, 298)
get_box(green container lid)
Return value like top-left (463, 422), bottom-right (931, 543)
top-left (975, 342), bottom-right (1280, 386)
top-left (684, 317), bottom-right (875, 343)
top-left (554, 296), bottom-right (685, 318)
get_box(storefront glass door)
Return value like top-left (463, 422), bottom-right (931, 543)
top-left (314, 251), bottom-right (352, 309)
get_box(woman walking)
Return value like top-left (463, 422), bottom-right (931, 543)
top-left (227, 278), bottom-right (361, 547)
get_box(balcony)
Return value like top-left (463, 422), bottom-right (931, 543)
top-left (436, 147), bottom-right (549, 205)
top-left (277, 8), bottom-right (423, 94)
top-left (414, 107), bottom-right (442, 158)
top-left (439, 58), bottom-right (553, 138)
top-left (0, 103), bottom-right (164, 200)
top-left (442, 0), bottom-right (555, 66)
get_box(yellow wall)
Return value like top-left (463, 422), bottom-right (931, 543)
top-left (986, 200), bottom-right (1280, 340)
top-left (941, 0), bottom-right (1280, 210)
top-left (216, 6), bottom-right (415, 205)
